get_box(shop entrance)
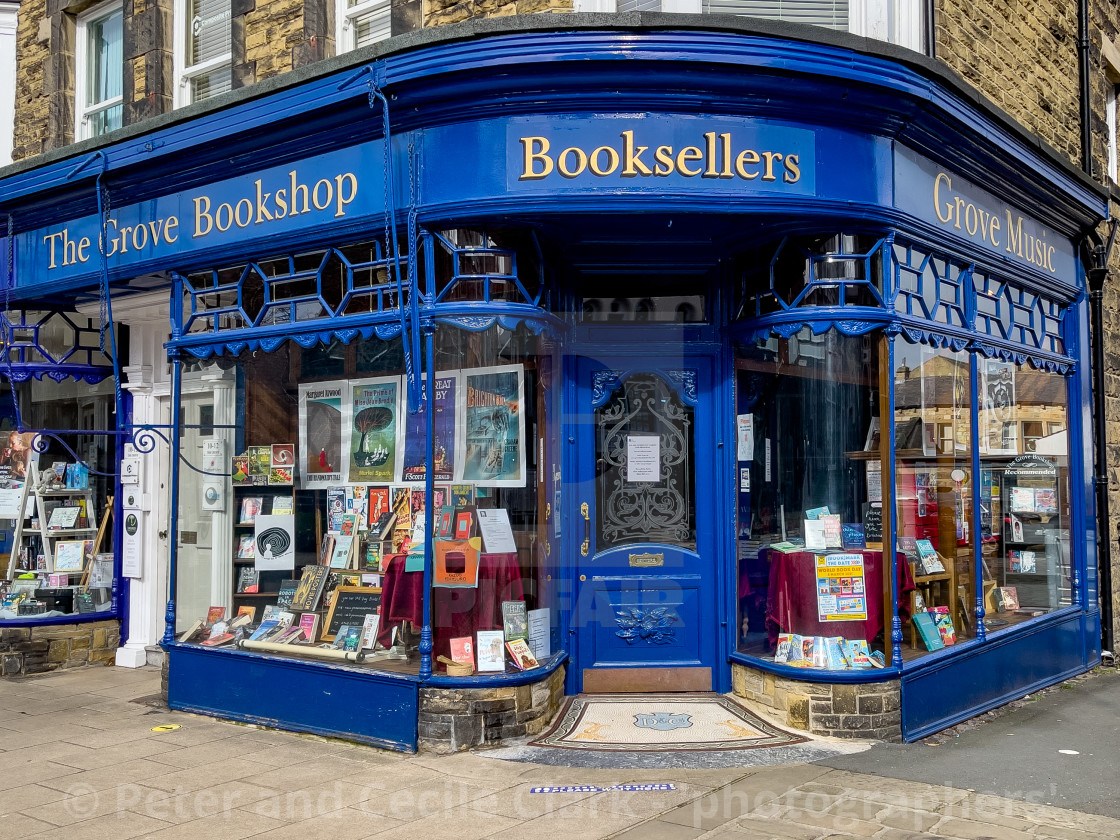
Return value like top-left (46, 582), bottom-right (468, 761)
top-left (571, 353), bottom-right (720, 692)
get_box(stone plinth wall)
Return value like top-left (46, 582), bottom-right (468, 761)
top-left (1, 620), bottom-right (121, 676)
top-left (418, 664), bottom-right (565, 753)
top-left (732, 662), bottom-right (902, 742)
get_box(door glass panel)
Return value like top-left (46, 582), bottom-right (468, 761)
top-left (595, 373), bottom-right (695, 549)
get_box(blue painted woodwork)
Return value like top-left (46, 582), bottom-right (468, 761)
top-left (167, 643), bottom-right (420, 751)
top-left (901, 609), bottom-right (1096, 740)
top-left (571, 353), bottom-right (720, 692)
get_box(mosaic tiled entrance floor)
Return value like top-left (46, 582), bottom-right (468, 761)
top-left (530, 694), bottom-right (808, 752)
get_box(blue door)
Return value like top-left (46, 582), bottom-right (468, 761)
top-left (571, 354), bottom-right (719, 692)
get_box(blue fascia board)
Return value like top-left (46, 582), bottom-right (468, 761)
top-left (0, 22), bottom-right (1105, 232)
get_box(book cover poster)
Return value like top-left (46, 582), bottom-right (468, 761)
top-left (814, 553), bottom-right (868, 622)
top-left (298, 381), bottom-right (345, 489)
top-left (402, 374), bottom-right (457, 483)
top-left (343, 377), bottom-right (403, 484)
top-left (980, 359), bottom-right (1017, 455)
top-left (254, 514), bottom-right (296, 571)
top-left (458, 364), bottom-right (526, 487)
top-left (433, 538), bottom-right (481, 588)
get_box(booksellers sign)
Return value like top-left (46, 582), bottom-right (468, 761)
top-left (815, 553), bottom-right (868, 622)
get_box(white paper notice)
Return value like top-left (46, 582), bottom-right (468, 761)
top-left (122, 512), bottom-right (142, 578)
top-left (736, 414), bottom-right (755, 461)
top-left (626, 435), bottom-right (660, 482)
top-left (0, 487), bottom-right (23, 520)
top-left (475, 508), bottom-right (518, 554)
top-left (866, 462), bottom-right (883, 503)
top-left (528, 608), bottom-right (551, 660)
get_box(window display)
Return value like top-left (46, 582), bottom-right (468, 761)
top-left (735, 327), bottom-right (893, 667)
top-left (175, 323), bottom-right (558, 676)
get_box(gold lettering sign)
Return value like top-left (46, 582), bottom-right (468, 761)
top-left (519, 130), bottom-right (801, 185)
top-left (629, 552), bottom-right (664, 567)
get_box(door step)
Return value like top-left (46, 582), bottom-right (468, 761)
top-left (582, 667), bottom-right (711, 693)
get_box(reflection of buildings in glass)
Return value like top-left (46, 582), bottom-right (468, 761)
top-left (894, 356), bottom-right (1066, 457)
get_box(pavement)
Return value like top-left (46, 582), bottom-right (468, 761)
top-left (0, 663), bottom-right (1118, 840)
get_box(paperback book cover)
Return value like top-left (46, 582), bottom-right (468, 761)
top-left (360, 613), bottom-right (380, 650)
top-left (290, 565), bottom-right (330, 611)
top-left (476, 629), bottom-right (506, 672)
top-left (914, 539), bottom-right (946, 574)
top-left (999, 586), bottom-right (1020, 611)
top-left (249, 620), bottom-right (281, 641)
top-left (823, 637), bottom-right (849, 670)
top-left (271, 496), bottom-right (294, 516)
top-left (236, 567), bottom-right (260, 594)
top-left (930, 607), bottom-right (957, 645)
top-left (330, 535), bottom-right (355, 569)
top-left (276, 579), bottom-right (300, 609)
top-left (236, 605), bottom-right (257, 622)
top-left (449, 636), bottom-right (475, 669)
top-left (913, 612), bottom-right (945, 651)
top-left (505, 638), bottom-right (539, 671)
top-left (841, 639), bottom-right (874, 668)
top-left (327, 488), bottom-right (346, 532)
top-left (239, 497), bottom-right (263, 525)
top-left (236, 535), bottom-right (255, 559)
top-left (299, 612), bottom-right (320, 643)
top-left (206, 606), bottom-right (226, 625)
top-left (502, 600), bottom-right (529, 641)
top-left (773, 633), bottom-right (793, 664)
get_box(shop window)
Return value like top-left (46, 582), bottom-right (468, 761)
top-left (735, 328), bottom-right (886, 668)
top-left (580, 274), bottom-right (707, 323)
top-left (894, 340), bottom-right (975, 660)
top-left (174, 323), bottom-right (560, 673)
top-left (336, 0), bottom-right (390, 53)
top-left (74, 1), bottom-right (123, 141)
top-left (174, 0), bottom-right (232, 107)
top-left (978, 360), bottom-right (1071, 623)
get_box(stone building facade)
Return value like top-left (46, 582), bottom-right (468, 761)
top-left (4, 0), bottom-right (1120, 674)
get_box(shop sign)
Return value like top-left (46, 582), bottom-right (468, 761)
top-left (893, 145), bottom-right (1075, 278)
top-left (507, 116), bottom-right (816, 194)
top-left (15, 140), bottom-right (384, 287)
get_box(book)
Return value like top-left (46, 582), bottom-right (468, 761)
top-left (236, 605), bottom-right (256, 622)
top-left (47, 573), bottom-right (68, 587)
top-left (272, 627), bottom-right (305, 645)
top-left (1034, 489), bottom-right (1058, 513)
top-left (914, 539), bottom-right (945, 574)
top-left (1009, 549), bottom-right (1037, 574)
top-left (505, 638), bottom-right (539, 670)
top-left (249, 619), bottom-right (281, 641)
top-left (331, 624), bottom-right (362, 651)
top-left (360, 613), bottom-right (380, 650)
top-left (330, 535), bottom-right (355, 569)
top-left (773, 633), bottom-right (793, 664)
top-left (768, 541), bottom-right (800, 554)
top-left (299, 612), bottom-right (320, 643)
top-left (930, 607), bottom-right (956, 645)
top-left (290, 565), bottom-right (330, 611)
top-left (804, 506), bottom-right (831, 520)
top-left (236, 534), bottom-right (255, 559)
top-left (276, 579), bottom-right (300, 609)
top-left (327, 488), bottom-right (346, 531)
top-left (248, 446), bottom-right (270, 477)
top-left (804, 520), bottom-right (827, 551)
top-left (236, 567), bottom-right (259, 594)
top-left (868, 650), bottom-right (886, 668)
top-left (841, 523), bottom-right (866, 550)
top-left (437, 506), bottom-right (454, 539)
top-left (340, 513), bottom-right (358, 537)
top-left (999, 586), bottom-right (1020, 611)
top-left (1010, 487), bottom-right (1036, 512)
top-left (178, 620), bottom-right (204, 643)
top-left (819, 514), bottom-right (843, 549)
top-left (841, 639), bottom-right (874, 668)
top-left (502, 600), bottom-right (528, 641)
top-left (232, 455), bottom-right (251, 485)
top-left (824, 637), bottom-right (849, 670)
top-left (912, 612), bottom-right (944, 651)
top-left (454, 510), bottom-right (474, 540)
top-left (476, 629), bottom-right (506, 671)
top-left (269, 467), bottom-right (294, 485)
top-left (199, 633), bottom-right (236, 647)
top-left (206, 606), bottom-right (226, 625)
top-left (271, 496), bottom-right (294, 516)
top-left (239, 497), bottom-right (263, 525)
top-left (449, 636), bottom-right (475, 668)
top-left (372, 511), bottom-right (396, 540)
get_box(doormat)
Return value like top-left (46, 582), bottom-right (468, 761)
top-left (529, 694), bottom-right (807, 752)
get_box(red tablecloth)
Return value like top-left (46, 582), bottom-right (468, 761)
top-left (376, 552), bottom-right (524, 661)
top-left (764, 549), bottom-right (915, 646)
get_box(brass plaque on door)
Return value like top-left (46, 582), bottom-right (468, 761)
top-left (629, 552), bottom-right (664, 567)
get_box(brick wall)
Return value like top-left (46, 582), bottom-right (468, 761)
top-left (1, 620), bottom-right (121, 676)
top-left (123, 0), bottom-right (173, 124)
top-left (13, 0), bottom-right (53, 159)
top-left (233, 0), bottom-right (332, 88)
top-left (423, 0), bottom-right (569, 30)
top-left (936, 0), bottom-right (1082, 168)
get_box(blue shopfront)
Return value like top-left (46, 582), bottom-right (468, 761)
top-left (0, 17), bottom-right (1106, 748)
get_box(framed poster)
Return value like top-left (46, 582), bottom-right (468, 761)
top-left (402, 373), bottom-right (458, 483)
top-left (457, 364), bottom-right (526, 487)
top-left (343, 376), bottom-right (404, 484)
top-left (298, 380), bottom-right (345, 488)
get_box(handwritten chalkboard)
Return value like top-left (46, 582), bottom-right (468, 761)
top-left (323, 586), bottom-right (381, 640)
top-left (862, 502), bottom-right (883, 543)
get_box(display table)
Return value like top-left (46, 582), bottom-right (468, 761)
top-left (764, 549), bottom-right (915, 646)
top-left (376, 552), bottom-right (524, 663)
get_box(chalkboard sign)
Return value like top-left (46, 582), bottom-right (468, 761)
top-left (323, 586), bottom-right (382, 641)
top-left (862, 502), bottom-right (883, 543)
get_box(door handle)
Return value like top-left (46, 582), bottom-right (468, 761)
top-left (580, 502), bottom-right (590, 557)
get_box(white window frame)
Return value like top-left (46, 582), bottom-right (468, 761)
top-left (574, 0), bottom-right (924, 52)
top-left (74, 0), bottom-right (123, 142)
top-left (335, 0), bottom-right (391, 55)
top-left (0, 2), bottom-right (17, 165)
top-left (173, 0), bottom-right (232, 108)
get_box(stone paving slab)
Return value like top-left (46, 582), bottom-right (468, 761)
top-left (2, 665), bottom-right (1120, 840)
